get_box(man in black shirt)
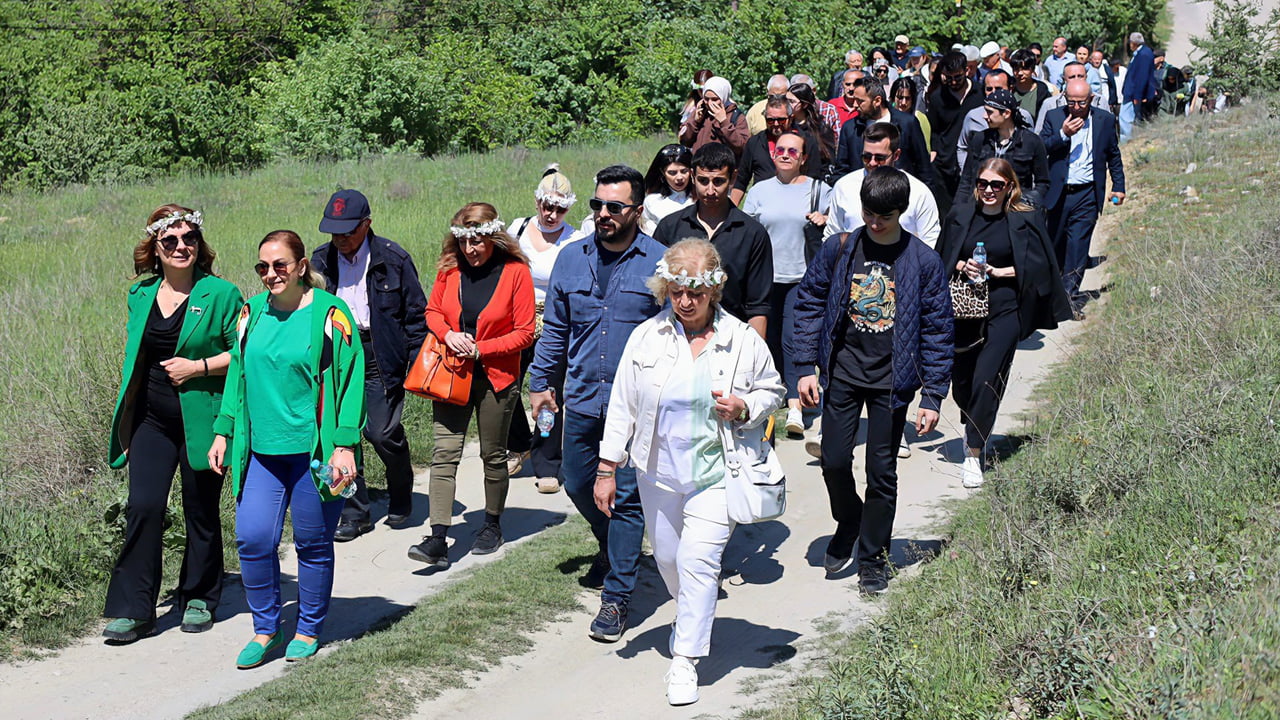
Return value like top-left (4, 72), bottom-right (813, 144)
top-left (653, 142), bottom-right (773, 338)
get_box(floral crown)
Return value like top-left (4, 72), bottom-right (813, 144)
top-left (450, 218), bottom-right (506, 239)
top-left (656, 258), bottom-right (726, 289)
top-left (145, 210), bottom-right (203, 238)
top-left (535, 188), bottom-right (576, 209)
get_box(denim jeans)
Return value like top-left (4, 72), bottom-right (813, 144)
top-left (562, 409), bottom-right (643, 605)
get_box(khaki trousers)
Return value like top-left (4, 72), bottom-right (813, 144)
top-left (429, 373), bottom-right (518, 526)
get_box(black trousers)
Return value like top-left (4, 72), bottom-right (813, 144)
top-left (819, 376), bottom-right (908, 570)
top-left (104, 414), bottom-right (224, 620)
top-left (344, 333), bottom-right (415, 522)
top-left (505, 344), bottom-right (564, 479)
top-left (952, 312), bottom-right (1020, 451)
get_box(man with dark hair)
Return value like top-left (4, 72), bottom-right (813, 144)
top-left (833, 77), bottom-right (938, 195)
top-left (1027, 42), bottom-right (1047, 82)
top-left (528, 164), bottom-right (665, 643)
top-left (654, 143), bottom-right (773, 337)
top-left (731, 96), bottom-right (821, 204)
top-left (927, 51), bottom-right (984, 214)
top-left (794, 166), bottom-right (953, 595)
top-left (955, 69), bottom-right (1034, 170)
top-left (312, 189), bottom-right (428, 542)
top-left (1010, 48), bottom-right (1053, 120)
top-left (827, 122), bottom-right (940, 247)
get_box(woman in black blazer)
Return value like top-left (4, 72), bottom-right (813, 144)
top-left (936, 158), bottom-right (1071, 488)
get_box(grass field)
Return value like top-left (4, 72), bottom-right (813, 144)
top-left (0, 139), bottom-right (660, 653)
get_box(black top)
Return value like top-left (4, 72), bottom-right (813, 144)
top-left (595, 242), bottom-right (625, 297)
top-left (832, 234), bottom-right (908, 389)
top-left (955, 127), bottom-right (1050, 207)
top-left (962, 211), bottom-right (1018, 316)
top-left (652, 205), bottom-right (774, 322)
top-left (460, 256), bottom-right (503, 336)
top-left (927, 85), bottom-right (985, 174)
top-left (140, 297), bottom-right (187, 423)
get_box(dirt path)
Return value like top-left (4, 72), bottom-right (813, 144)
top-left (1163, 0), bottom-right (1280, 67)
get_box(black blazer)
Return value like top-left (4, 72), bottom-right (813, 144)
top-left (955, 127), bottom-right (1050, 208)
top-left (833, 108), bottom-right (939, 198)
top-left (935, 204), bottom-right (1072, 339)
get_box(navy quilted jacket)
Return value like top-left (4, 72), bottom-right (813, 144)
top-left (793, 228), bottom-right (954, 412)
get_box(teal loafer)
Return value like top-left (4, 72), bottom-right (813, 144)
top-left (103, 617), bottom-right (156, 643)
top-left (181, 600), bottom-right (214, 633)
top-left (285, 637), bottom-right (320, 662)
top-left (236, 633), bottom-right (284, 669)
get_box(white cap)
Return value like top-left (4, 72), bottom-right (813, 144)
top-left (962, 45), bottom-right (981, 63)
top-left (979, 41), bottom-right (1001, 58)
top-left (895, 34), bottom-right (909, 45)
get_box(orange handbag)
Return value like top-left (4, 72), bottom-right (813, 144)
top-left (404, 333), bottom-right (474, 405)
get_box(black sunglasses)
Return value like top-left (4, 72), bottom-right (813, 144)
top-left (157, 232), bottom-right (199, 252)
top-left (254, 259), bottom-right (298, 277)
top-left (588, 198), bottom-right (641, 214)
top-left (861, 152), bottom-right (891, 163)
top-left (976, 178), bottom-right (1008, 191)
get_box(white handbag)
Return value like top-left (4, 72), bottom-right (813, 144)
top-left (717, 330), bottom-right (787, 524)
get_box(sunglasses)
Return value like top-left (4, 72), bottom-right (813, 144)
top-left (773, 146), bottom-right (801, 159)
top-left (254, 259), bottom-right (298, 277)
top-left (539, 202), bottom-right (570, 215)
top-left (976, 178), bottom-right (1008, 192)
top-left (588, 198), bottom-right (641, 214)
top-left (764, 116), bottom-right (790, 124)
top-left (157, 232), bottom-right (199, 252)
top-left (861, 152), bottom-right (891, 163)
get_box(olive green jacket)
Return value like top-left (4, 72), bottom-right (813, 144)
top-left (212, 290), bottom-right (366, 500)
top-left (109, 271), bottom-right (244, 471)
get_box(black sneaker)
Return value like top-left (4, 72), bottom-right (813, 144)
top-left (472, 523), bottom-right (504, 555)
top-left (407, 535), bottom-right (449, 568)
top-left (384, 512), bottom-right (411, 528)
top-left (588, 601), bottom-right (627, 642)
top-left (858, 565), bottom-right (889, 595)
top-left (824, 525), bottom-right (855, 574)
top-left (582, 551), bottom-right (610, 589)
top-left (334, 517), bottom-right (372, 543)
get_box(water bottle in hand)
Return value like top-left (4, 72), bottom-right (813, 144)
top-left (311, 459), bottom-right (357, 499)
top-left (536, 408), bottom-right (556, 438)
top-left (972, 242), bottom-right (988, 283)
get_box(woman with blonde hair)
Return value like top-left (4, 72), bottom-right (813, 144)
top-left (598, 239), bottom-right (784, 705)
top-left (408, 203), bottom-right (536, 568)
top-left (104, 204), bottom-right (243, 643)
top-left (936, 158), bottom-right (1070, 488)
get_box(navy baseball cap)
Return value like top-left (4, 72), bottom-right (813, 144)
top-left (909, 46), bottom-right (926, 58)
top-left (319, 189), bottom-right (371, 235)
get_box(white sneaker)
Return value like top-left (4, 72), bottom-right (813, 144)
top-left (898, 438), bottom-right (911, 458)
top-left (961, 456), bottom-right (984, 488)
top-left (785, 408), bottom-right (804, 435)
top-left (665, 656), bottom-right (699, 705)
top-left (805, 434), bottom-right (823, 459)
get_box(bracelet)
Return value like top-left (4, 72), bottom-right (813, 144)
top-left (202, 358), bottom-right (209, 376)
top-left (595, 469), bottom-right (616, 477)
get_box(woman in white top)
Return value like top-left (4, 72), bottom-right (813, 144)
top-left (597, 239), bottom-right (784, 706)
top-left (505, 165), bottom-right (577, 493)
top-left (741, 130), bottom-right (829, 437)
top-left (640, 144), bottom-right (694, 236)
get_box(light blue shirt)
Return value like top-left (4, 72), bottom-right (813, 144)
top-left (1065, 115), bottom-right (1094, 185)
top-left (1044, 54), bottom-right (1072, 89)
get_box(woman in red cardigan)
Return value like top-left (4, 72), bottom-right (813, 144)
top-left (408, 203), bottom-right (536, 569)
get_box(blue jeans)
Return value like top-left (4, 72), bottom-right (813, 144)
top-left (562, 409), bottom-right (643, 605)
top-left (237, 453), bottom-right (344, 637)
top-left (1118, 102), bottom-right (1135, 143)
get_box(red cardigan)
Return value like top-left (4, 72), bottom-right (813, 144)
top-left (425, 259), bottom-right (536, 392)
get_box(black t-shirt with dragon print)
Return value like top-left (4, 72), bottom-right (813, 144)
top-left (831, 232), bottom-right (908, 390)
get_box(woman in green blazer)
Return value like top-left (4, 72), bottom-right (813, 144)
top-left (104, 204), bottom-right (244, 643)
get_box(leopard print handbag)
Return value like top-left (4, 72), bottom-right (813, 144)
top-left (948, 275), bottom-right (989, 320)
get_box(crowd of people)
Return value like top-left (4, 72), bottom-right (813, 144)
top-left (103, 29), bottom-right (1149, 707)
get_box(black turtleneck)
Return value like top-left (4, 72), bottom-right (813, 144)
top-left (459, 256), bottom-right (504, 335)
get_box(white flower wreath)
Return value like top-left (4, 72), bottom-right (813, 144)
top-left (656, 258), bottom-right (726, 289)
top-left (535, 188), bottom-right (576, 208)
top-left (450, 218), bottom-right (506, 239)
top-left (145, 210), bottom-right (203, 238)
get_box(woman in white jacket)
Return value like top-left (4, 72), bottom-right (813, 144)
top-left (596, 239), bottom-right (785, 706)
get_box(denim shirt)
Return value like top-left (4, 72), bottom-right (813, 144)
top-left (528, 233), bottom-right (665, 418)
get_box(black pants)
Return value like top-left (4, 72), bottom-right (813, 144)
top-left (104, 414), bottom-right (224, 620)
top-left (505, 344), bottom-right (564, 479)
top-left (819, 376), bottom-right (908, 570)
top-left (952, 313), bottom-right (1020, 451)
top-left (344, 333), bottom-right (415, 522)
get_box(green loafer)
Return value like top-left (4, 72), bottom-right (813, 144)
top-left (285, 637), bottom-right (320, 662)
top-left (181, 600), bottom-right (214, 633)
top-left (103, 617), bottom-right (156, 643)
top-left (236, 632), bottom-right (284, 669)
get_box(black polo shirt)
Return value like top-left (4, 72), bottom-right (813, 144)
top-left (652, 204), bottom-right (774, 323)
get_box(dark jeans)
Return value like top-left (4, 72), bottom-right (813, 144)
top-left (562, 408), bottom-right (643, 605)
top-left (1049, 186), bottom-right (1100, 301)
top-left (344, 332), bottom-right (415, 522)
top-left (766, 282), bottom-right (802, 400)
top-left (952, 313), bottom-right (1020, 451)
top-left (104, 414), bottom-right (224, 620)
top-left (506, 344), bottom-right (564, 478)
top-left (819, 376), bottom-right (908, 571)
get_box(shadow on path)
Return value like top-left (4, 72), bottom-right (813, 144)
top-left (616, 617), bottom-right (800, 685)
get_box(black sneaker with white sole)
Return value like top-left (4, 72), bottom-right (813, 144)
top-left (858, 565), bottom-right (889, 595)
top-left (588, 601), bottom-right (628, 642)
top-left (407, 535), bottom-right (449, 568)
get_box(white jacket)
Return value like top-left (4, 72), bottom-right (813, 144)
top-left (600, 308), bottom-right (785, 474)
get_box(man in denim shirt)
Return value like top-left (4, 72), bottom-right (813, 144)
top-left (529, 165), bottom-right (664, 642)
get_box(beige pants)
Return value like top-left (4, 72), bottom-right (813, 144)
top-left (429, 374), bottom-right (518, 527)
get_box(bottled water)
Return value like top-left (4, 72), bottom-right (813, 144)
top-left (972, 242), bottom-right (988, 283)
top-left (536, 408), bottom-right (556, 438)
top-left (311, 459), bottom-right (357, 498)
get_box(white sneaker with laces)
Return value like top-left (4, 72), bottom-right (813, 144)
top-left (898, 438), bottom-right (911, 458)
top-left (961, 456), bottom-right (984, 488)
top-left (665, 656), bottom-right (699, 705)
top-left (785, 408), bottom-right (804, 435)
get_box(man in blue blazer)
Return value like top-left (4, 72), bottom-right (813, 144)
top-left (1121, 32), bottom-right (1159, 138)
top-left (1040, 79), bottom-right (1126, 315)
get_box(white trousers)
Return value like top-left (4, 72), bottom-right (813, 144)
top-left (637, 472), bottom-right (733, 658)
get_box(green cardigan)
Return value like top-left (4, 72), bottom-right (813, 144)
top-left (109, 271), bottom-right (244, 472)
top-left (212, 289), bottom-right (366, 500)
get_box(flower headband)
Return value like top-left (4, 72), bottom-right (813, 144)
top-left (535, 188), bottom-right (577, 209)
top-left (656, 258), bottom-right (726, 289)
top-left (450, 218), bottom-right (506, 239)
top-left (145, 210), bottom-right (203, 238)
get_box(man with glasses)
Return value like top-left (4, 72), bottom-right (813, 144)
top-left (311, 189), bottom-right (428, 542)
top-left (831, 69), bottom-right (865, 126)
top-left (833, 78), bottom-right (938, 196)
top-left (746, 74), bottom-right (791, 135)
top-left (529, 165), bottom-right (665, 643)
top-left (955, 69), bottom-right (1034, 170)
top-left (829, 50), bottom-right (865, 102)
top-left (654, 143), bottom-right (772, 337)
top-left (826, 123), bottom-right (939, 247)
top-left (731, 95), bottom-right (822, 204)
top-left (1040, 80), bottom-right (1126, 318)
top-left (926, 50), bottom-right (984, 215)
top-left (1034, 61), bottom-right (1109, 132)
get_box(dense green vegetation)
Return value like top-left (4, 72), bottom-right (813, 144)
top-left (0, 0), bottom-right (1163, 191)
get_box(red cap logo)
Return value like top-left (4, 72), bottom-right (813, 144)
top-left (332, 197), bottom-right (347, 216)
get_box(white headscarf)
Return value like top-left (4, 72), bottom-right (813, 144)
top-left (702, 76), bottom-right (733, 106)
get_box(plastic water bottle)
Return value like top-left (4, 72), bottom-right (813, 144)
top-left (311, 459), bottom-right (357, 499)
top-left (536, 408), bottom-right (556, 438)
top-left (972, 242), bottom-right (988, 283)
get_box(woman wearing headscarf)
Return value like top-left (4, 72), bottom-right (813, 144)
top-left (677, 76), bottom-right (749, 159)
top-left (955, 89), bottom-right (1049, 208)
top-left (505, 166), bottom-right (577, 493)
top-left (104, 205), bottom-right (243, 644)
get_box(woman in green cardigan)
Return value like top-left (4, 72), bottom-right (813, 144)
top-left (104, 204), bottom-right (244, 643)
top-left (208, 229), bottom-right (366, 668)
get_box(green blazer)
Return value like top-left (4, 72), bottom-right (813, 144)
top-left (213, 290), bottom-right (366, 500)
top-left (109, 271), bottom-right (245, 471)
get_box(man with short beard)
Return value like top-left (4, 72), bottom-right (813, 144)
top-left (834, 77), bottom-right (938, 196)
top-left (955, 69), bottom-right (1034, 171)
